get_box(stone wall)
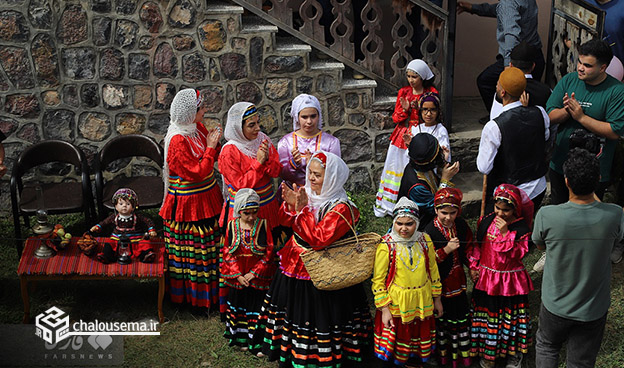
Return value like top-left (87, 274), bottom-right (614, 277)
top-left (0, 0), bottom-right (396, 214)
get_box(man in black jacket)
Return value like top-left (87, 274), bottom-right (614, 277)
top-left (477, 67), bottom-right (551, 210)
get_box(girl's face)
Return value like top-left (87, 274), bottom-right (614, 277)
top-left (494, 200), bottom-right (516, 223)
top-left (239, 208), bottom-right (258, 224)
top-left (115, 198), bottom-right (134, 217)
top-left (420, 101), bottom-right (439, 126)
top-left (308, 160), bottom-right (325, 195)
top-left (406, 70), bottom-right (423, 90)
top-left (435, 206), bottom-right (458, 228)
top-left (297, 107), bottom-right (320, 136)
top-left (394, 216), bottom-right (417, 239)
top-left (242, 115), bottom-right (261, 140)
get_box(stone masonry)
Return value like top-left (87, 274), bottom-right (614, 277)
top-left (0, 0), bottom-right (423, 214)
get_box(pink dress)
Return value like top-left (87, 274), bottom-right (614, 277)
top-left (277, 131), bottom-right (341, 186)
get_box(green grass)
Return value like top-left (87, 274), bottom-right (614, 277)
top-left (2, 197), bottom-right (624, 367)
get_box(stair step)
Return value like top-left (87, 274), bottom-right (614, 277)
top-left (342, 78), bottom-right (377, 89)
top-left (310, 61), bottom-right (344, 71)
top-left (372, 95), bottom-right (396, 109)
top-left (241, 16), bottom-right (279, 34)
top-left (204, 1), bottom-right (244, 15)
top-left (275, 41), bottom-right (312, 53)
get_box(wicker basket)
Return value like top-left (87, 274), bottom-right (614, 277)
top-left (300, 231), bottom-right (381, 291)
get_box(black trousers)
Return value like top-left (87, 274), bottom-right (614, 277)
top-left (477, 48), bottom-right (546, 112)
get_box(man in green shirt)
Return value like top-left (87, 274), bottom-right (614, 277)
top-left (546, 39), bottom-right (624, 204)
top-left (532, 148), bottom-right (624, 368)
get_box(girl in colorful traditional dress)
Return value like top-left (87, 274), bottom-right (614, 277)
top-left (374, 59), bottom-right (438, 217)
top-left (278, 93), bottom-right (341, 187)
top-left (410, 92), bottom-right (451, 161)
top-left (254, 151), bottom-right (372, 366)
top-left (219, 102), bottom-right (282, 229)
top-left (372, 196), bottom-right (443, 368)
top-left (159, 88), bottom-right (224, 309)
top-left (469, 184), bottom-right (534, 368)
top-left (423, 188), bottom-right (473, 367)
top-left (91, 188), bottom-right (157, 264)
top-left (221, 188), bottom-right (277, 352)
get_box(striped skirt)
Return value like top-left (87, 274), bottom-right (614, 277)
top-left (224, 286), bottom-right (266, 351)
top-left (469, 289), bottom-right (531, 362)
top-left (254, 271), bottom-right (372, 367)
top-left (374, 144), bottom-right (409, 217)
top-left (163, 217), bottom-right (220, 308)
top-left (437, 292), bottom-right (472, 367)
top-left (373, 312), bottom-right (436, 366)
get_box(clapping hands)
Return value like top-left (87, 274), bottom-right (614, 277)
top-left (281, 182), bottom-right (308, 212)
top-left (206, 126), bottom-right (222, 149)
top-left (257, 139), bottom-right (269, 164)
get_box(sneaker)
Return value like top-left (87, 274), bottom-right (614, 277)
top-left (506, 353), bottom-right (523, 368)
top-left (533, 252), bottom-right (546, 272)
top-left (611, 243), bottom-right (623, 264)
top-left (480, 358), bottom-right (495, 368)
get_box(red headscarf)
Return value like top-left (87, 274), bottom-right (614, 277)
top-left (493, 183), bottom-right (534, 227)
top-left (434, 187), bottom-right (463, 215)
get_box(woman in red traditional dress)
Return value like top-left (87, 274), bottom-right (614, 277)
top-left (219, 102), bottom-right (282, 229)
top-left (253, 151), bottom-right (372, 366)
top-left (159, 88), bottom-right (223, 310)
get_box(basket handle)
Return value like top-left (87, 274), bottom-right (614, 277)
top-left (328, 207), bottom-right (362, 252)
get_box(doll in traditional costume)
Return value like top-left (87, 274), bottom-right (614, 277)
top-left (90, 188), bottom-right (157, 264)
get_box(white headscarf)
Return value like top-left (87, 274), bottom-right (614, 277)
top-left (290, 93), bottom-right (323, 131)
top-left (162, 88), bottom-right (205, 204)
top-left (223, 102), bottom-right (271, 158)
top-left (406, 59), bottom-right (434, 81)
top-left (305, 151), bottom-right (351, 219)
top-left (232, 188), bottom-right (260, 218)
top-left (390, 197), bottom-right (423, 244)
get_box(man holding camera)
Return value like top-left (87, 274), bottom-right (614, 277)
top-left (547, 39), bottom-right (624, 205)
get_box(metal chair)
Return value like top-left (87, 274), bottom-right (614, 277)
top-left (94, 134), bottom-right (164, 219)
top-left (10, 140), bottom-right (96, 256)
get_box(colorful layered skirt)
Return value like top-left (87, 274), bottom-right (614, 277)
top-left (437, 292), bottom-right (471, 367)
top-left (469, 289), bottom-right (531, 362)
top-left (163, 217), bottom-right (220, 308)
top-left (373, 312), bottom-right (436, 366)
top-left (224, 286), bottom-right (267, 350)
top-left (253, 271), bottom-right (372, 367)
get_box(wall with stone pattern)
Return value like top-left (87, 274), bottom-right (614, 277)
top-left (0, 0), bottom-right (397, 216)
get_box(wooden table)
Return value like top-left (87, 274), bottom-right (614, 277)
top-left (18, 237), bottom-right (165, 324)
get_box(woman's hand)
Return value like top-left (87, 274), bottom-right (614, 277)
top-left (206, 127), bottom-right (222, 149)
top-left (243, 272), bottom-right (255, 282)
top-left (444, 237), bottom-right (460, 254)
top-left (441, 161), bottom-right (460, 182)
top-left (291, 146), bottom-right (302, 166)
top-left (433, 297), bottom-right (444, 318)
top-left (381, 306), bottom-right (395, 330)
top-left (441, 145), bottom-right (450, 161)
top-left (257, 140), bottom-right (269, 165)
top-left (281, 182), bottom-right (297, 209)
top-left (90, 225), bottom-right (100, 233)
top-left (294, 186), bottom-right (308, 212)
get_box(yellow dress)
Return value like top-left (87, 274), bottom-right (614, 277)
top-left (372, 232), bottom-right (442, 323)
